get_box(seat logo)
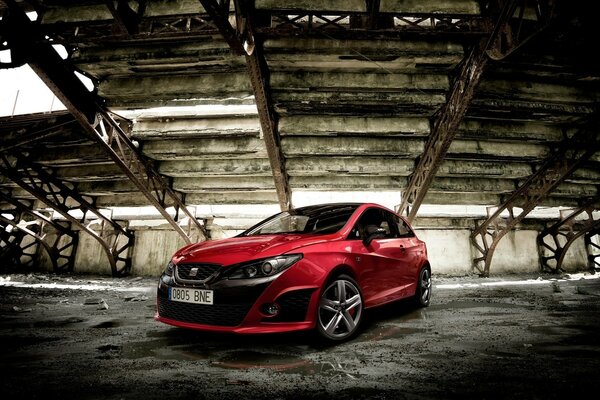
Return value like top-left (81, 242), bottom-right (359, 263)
top-left (189, 267), bottom-right (199, 277)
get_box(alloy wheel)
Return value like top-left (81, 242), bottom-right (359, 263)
top-left (317, 276), bottom-right (363, 340)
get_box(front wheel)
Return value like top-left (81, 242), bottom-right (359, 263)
top-left (414, 266), bottom-right (432, 307)
top-left (316, 274), bottom-right (363, 341)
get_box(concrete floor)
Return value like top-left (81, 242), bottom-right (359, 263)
top-left (1, 271), bottom-right (599, 399)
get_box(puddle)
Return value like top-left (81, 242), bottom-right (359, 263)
top-left (428, 301), bottom-right (522, 311)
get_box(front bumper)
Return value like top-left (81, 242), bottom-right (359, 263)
top-left (155, 267), bottom-right (320, 334)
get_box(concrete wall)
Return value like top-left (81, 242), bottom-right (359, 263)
top-left (33, 223), bottom-right (591, 277)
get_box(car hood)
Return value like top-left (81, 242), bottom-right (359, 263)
top-left (173, 234), bottom-right (333, 266)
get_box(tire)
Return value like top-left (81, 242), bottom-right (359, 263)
top-left (414, 266), bottom-right (432, 307)
top-left (316, 274), bottom-right (364, 341)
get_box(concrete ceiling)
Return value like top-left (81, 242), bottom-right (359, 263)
top-left (1, 0), bottom-right (599, 215)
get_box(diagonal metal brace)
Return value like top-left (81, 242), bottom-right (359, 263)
top-left (471, 117), bottom-right (600, 276)
top-left (1, 0), bottom-right (207, 243)
top-left (0, 152), bottom-right (134, 276)
top-left (0, 190), bottom-right (78, 273)
top-left (538, 199), bottom-right (600, 273)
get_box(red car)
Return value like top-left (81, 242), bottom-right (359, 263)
top-left (156, 203), bottom-right (431, 341)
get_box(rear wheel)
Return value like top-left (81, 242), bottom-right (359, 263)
top-left (316, 274), bottom-right (363, 341)
top-left (414, 266), bottom-right (432, 307)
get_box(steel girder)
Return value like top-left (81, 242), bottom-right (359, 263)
top-left (0, 211), bottom-right (40, 271)
top-left (0, 152), bottom-right (134, 276)
top-left (584, 229), bottom-right (600, 272)
top-left (396, 39), bottom-right (489, 221)
top-left (199, 0), bottom-right (291, 210)
top-left (0, 190), bottom-right (78, 273)
top-left (538, 200), bottom-right (600, 273)
top-left (245, 48), bottom-right (292, 211)
top-left (1, 0), bottom-right (207, 243)
top-left (471, 118), bottom-right (600, 277)
top-left (486, 0), bottom-right (558, 61)
top-left (396, 0), bottom-right (558, 221)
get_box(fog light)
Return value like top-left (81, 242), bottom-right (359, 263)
top-left (262, 303), bottom-right (280, 316)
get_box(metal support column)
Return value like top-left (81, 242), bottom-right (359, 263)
top-left (0, 190), bottom-right (78, 273)
top-left (471, 119), bottom-right (600, 276)
top-left (0, 153), bottom-right (134, 276)
top-left (584, 229), bottom-right (600, 272)
top-left (0, 211), bottom-right (41, 270)
top-left (538, 199), bottom-right (600, 273)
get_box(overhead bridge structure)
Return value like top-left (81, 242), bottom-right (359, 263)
top-left (0, 0), bottom-right (598, 276)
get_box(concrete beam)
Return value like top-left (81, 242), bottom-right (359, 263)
top-left (289, 176), bottom-right (407, 190)
top-left (53, 164), bottom-right (128, 182)
top-left (273, 92), bottom-right (446, 115)
top-left (286, 157), bottom-right (414, 176)
top-left (158, 159), bottom-right (274, 177)
top-left (99, 73), bottom-right (252, 108)
top-left (173, 177), bottom-right (276, 191)
top-left (281, 137), bottom-right (424, 157)
top-left (132, 116), bottom-right (260, 140)
top-left (31, 145), bottom-right (112, 166)
top-left (457, 119), bottom-right (564, 143)
top-left (429, 178), bottom-right (516, 194)
top-left (477, 79), bottom-right (600, 104)
top-left (270, 71), bottom-right (449, 91)
top-left (422, 192), bottom-right (501, 205)
top-left (447, 140), bottom-right (550, 161)
top-left (256, 0), bottom-right (366, 12)
top-left (263, 38), bottom-right (464, 55)
top-left (141, 138), bottom-right (268, 160)
top-left (186, 191), bottom-right (279, 205)
top-left (42, 0), bottom-right (209, 24)
top-left (279, 116), bottom-right (430, 136)
top-left (379, 0), bottom-right (480, 14)
top-left (436, 160), bottom-right (533, 179)
top-left (265, 54), bottom-right (461, 73)
top-left (76, 180), bottom-right (139, 196)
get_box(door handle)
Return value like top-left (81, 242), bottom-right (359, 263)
top-left (399, 245), bottom-right (406, 252)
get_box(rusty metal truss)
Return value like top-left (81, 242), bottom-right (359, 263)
top-left (0, 152), bottom-right (134, 276)
top-left (245, 48), bottom-right (292, 211)
top-left (396, 0), bottom-right (557, 221)
top-left (198, 0), bottom-right (291, 210)
top-left (0, 210), bottom-right (41, 271)
top-left (538, 199), bottom-right (600, 273)
top-left (397, 39), bottom-right (489, 221)
top-left (2, 0), bottom-right (207, 243)
top-left (486, 0), bottom-right (557, 61)
top-left (41, 14), bottom-right (221, 45)
top-left (471, 118), bottom-right (600, 276)
top-left (255, 12), bottom-right (491, 38)
top-left (584, 229), bottom-right (600, 272)
top-left (0, 190), bottom-right (78, 273)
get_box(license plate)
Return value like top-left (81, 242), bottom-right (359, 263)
top-left (169, 287), bottom-right (213, 305)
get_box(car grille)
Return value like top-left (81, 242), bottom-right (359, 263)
top-left (176, 263), bottom-right (221, 281)
top-left (268, 289), bottom-right (315, 323)
top-left (158, 293), bottom-right (252, 327)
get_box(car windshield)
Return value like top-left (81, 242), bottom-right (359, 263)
top-left (241, 204), bottom-right (360, 236)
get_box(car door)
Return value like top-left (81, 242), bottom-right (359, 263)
top-left (346, 208), bottom-right (408, 307)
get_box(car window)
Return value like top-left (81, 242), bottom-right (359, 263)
top-left (241, 204), bottom-right (359, 236)
top-left (349, 208), bottom-right (397, 240)
top-left (394, 214), bottom-right (415, 238)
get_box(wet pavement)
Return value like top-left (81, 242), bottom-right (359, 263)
top-left (1, 272), bottom-right (599, 399)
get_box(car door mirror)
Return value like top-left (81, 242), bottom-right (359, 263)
top-left (363, 227), bottom-right (387, 246)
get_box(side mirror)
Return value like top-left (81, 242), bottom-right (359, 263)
top-left (363, 227), bottom-right (387, 246)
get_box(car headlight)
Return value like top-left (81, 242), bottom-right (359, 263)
top-left (225, 254), bottom-right (303, 279)
top-left (164, 261), bottom-right (174, 277)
